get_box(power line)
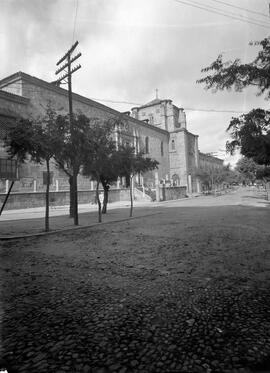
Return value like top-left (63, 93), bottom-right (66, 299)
top-left (173, 0), bottom-right (270, 29)
top-left (0, 86), bottom-right (251, 113)
top-left (72, 0), bottom-right (79, 44)
top-left (188, 0), bottom-right (270, 26)
top-left (173, 0), bottom-right (270, 28)
top-left (208, 0), bottom-right (270, 19)
top-left (185, 107), bottom-right (245, 114)
top-left (89, 97), bottom-right (247, 113)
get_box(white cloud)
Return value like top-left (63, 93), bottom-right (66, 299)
top-left (1, 0), bottom-right (269, 154)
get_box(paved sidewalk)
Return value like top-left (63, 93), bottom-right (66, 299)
top-left (0, 187), bottom-right (269, 239)
top-left (0, 200), bottom-right (156, 239)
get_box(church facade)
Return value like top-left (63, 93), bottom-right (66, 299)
top-left (0, 72), bottom-right (223, 195)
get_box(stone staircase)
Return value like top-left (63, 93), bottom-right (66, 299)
top-left (134, 187), bottom-right (154, 202)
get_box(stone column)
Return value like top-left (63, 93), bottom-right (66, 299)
top-left (90, 181), bottom-right (94, 191)
top-left (196, 179), bottom-right (201, 193)
top-left (55, 179), bottom-right (59, 192)
top-left (188, 174), bottom-right (192, 194)
top-left (5, 180), bottom-right (9, 194)
top-left (33, 179), bottom-right (37, 192)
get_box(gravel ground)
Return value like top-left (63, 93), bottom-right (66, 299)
top-left (1, 188), bottom-right (270, 373)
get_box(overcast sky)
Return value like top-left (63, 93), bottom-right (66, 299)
top-left (1, 0), bottom-right (270, 165)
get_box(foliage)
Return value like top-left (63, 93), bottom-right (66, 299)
top-left (226, 109), bottom-right (270, 165)
top-left (235, 157), bottom-right (260, 185)
top-left (4, 113), bottom-right (59, 231)
top-left (114, 145), bottom-right (159, 217)
top-left (196, 165), bottom-right (238, 190)
top-left (52, 113), bottom-right (93, 225)
top-left (256, 166), bottom-right (270, 181)
top-left (197, 37), bottom-right (270, 99)
top-left (198, 37), bottom-right (270, 167)
top-left (82, 119), bottom-right (117, 221)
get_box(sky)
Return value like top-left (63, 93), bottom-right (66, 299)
top-left (1, 0), bottom-right (270, 166)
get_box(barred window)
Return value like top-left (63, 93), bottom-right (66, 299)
top-left (0, 158), bottom-right (17, 180)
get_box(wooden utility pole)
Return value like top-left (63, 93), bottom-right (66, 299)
top-left (55, 41), bottom-right (81, 226)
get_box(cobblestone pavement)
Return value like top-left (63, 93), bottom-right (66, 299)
top-left (1, 189), bottom-right (270, 373)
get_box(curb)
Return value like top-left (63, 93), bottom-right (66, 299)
top-left (0, 212), bottom-right (162, 241)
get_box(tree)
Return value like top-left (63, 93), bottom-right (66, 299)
top-left (82, 119), bottom-right (117, 223)
top-left (235, 157), bottom-right (260, 185)
top-left (198, 37), bottom-right (270, 167)
top-left (226, 109), bottom-right (270, 165)
top-left (197, 37), bottom-right (270, 99)
top-left (52, 113), bottom-right (92, 226)
top-left (4, 114), bottom-right (59, 232)
top-left (115, 145), bottom-right (159, 217)
top-left (196, 165), bottom-right (238, 192)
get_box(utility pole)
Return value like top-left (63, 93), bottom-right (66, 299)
top-left (55, 41), bottom-right (81, 226)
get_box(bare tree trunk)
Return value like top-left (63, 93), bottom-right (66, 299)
top-left (101, 180), bottom-right (109, 214)
top-left (73, 171), bottom-right (79, 226)
top-left (69, 175), bottom-right (74, 218)
top-left (96, 179), bottom-right (102, 223)
top-left (129, 175), bottom-right (133, 217)
top-left (45, 158), bottom-right (50, 232)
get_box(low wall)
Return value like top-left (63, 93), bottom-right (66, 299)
top-left (0, 188), bottom-right (131, 210)
top-left (160, 186), bottom-right (187, 201)
top-left (0, 186), bottom-right (187, 210)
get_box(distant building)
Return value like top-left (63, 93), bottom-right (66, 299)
top-left (0, 72), bottom-right (223, 196)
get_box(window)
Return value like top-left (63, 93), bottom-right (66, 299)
top-left (0, 158), bottom-right (17, 180)
top-left (171, 139), bottom-right (175, 151)
top-left (145, 136), bottom-right (149, 154)
top-left (43, 171), bottom-right (54, 185)
top-left (161, 141), bottom-right (164, 156)
top-left (149, 114), bottom-right (154, 125)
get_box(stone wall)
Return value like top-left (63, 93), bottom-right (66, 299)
top-left (0, 188), bottom-right (131, 210)
top-left (0, 73), bottom-right (170, 187)
top-left (160, 186), bottom-right (187, 201)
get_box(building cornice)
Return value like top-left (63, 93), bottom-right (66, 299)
top-left (0, 89), bottom-right (29, 105)
top-left (0, 72), bottom-right (169, 136)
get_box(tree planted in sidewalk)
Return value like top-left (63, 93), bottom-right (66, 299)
top-left (52, 113), bottom-right (93, 226)
top-left (82, 119), bottom-right (117, 222)
top-left (4, 113), bottom-right (59, 232)
top-left (114, 145), bottom-right (159, 217)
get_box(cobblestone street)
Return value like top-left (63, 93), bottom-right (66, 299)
top-left (1, 188), bottom-right (270, 373)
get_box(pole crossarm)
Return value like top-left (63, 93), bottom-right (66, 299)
top-left (56, 40), bottom-right (79, 66)
top-left (56, 64), bottom-right (81, 84)
top-left (54, 40), bottom-right (82, 226)
top-left (55, 52), bottom-right (82, 75)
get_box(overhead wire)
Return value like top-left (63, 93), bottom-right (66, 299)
top-left (208, 0), bottom-right (270, 19)
top-left (173, 0), bottom-right (270, 29)
top-left (72, 0), bottom-right (79, 44)
top-left (0, 85), bottom-right (249, 114)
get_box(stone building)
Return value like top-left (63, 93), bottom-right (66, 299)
top-left (0, 71), bottom-right (223, 196)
